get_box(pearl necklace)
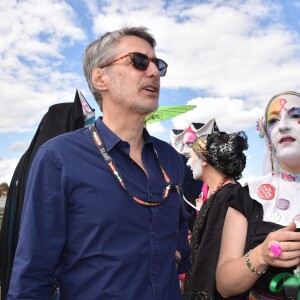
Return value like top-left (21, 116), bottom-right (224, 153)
top-left (279, 169), bottom-right (300, 182)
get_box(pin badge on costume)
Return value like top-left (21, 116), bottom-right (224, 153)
top-left (276, 198), bottom-right (290, 210)
top-left (267, 207), bottom-right (281, 223)
top-left (293, 214), bottom-right (300, 227)
top-left (257, 184), bottom-right (276, 200)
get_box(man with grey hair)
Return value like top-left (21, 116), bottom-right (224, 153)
top-left (8, 26), bottom-right (190, 299)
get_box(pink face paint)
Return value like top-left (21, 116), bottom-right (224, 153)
top-left (279, 98), bottom-right (287, 111)
top-left (183, 127), bottom-right (197, 144)
top-left (184, 132), bottom-right (197, 144)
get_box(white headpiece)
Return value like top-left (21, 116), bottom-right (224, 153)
top-left (170, 118), bottom-right (219, 154)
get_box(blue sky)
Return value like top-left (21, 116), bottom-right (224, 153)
top-left (1, 0), bottom-right (300, 184)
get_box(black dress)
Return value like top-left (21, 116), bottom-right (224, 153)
top-left (184, 183), bottom-right (248, 300)
top-left (231, 185), bottom-right (300, 299)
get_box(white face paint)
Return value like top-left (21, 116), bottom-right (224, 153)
top-left (182, 142), bottom-right (193, 157)
top-left (267, 93), bottom-right (300, 163)
top-left (186, 149), bottom-right (204, 180)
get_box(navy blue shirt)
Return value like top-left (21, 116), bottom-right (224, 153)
top-left (8, 118), bottom-right (190, 300)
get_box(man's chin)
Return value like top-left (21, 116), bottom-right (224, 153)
top-left (142, 103), bottom-right (159, 115)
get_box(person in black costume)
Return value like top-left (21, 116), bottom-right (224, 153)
top-left (216, 91), bottom-right (300, 300)
top-left (184, 131), bottom-right (248, 300)
top-left (170, 120), bottom-right (220, 292)
top-left (0, 89), bottom-right (94, 300)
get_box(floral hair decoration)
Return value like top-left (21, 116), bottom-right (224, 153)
top-left (256, 116), bottom-right (267, 139)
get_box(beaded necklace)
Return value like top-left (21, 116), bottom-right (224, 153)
top-left (208, 176), bottom-right (229, 198)
top-left (279, 169), bottom-right (300, 182)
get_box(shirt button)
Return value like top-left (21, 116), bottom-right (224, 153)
top-left (149, 192), bottom-right (153, 198)
top-left (152, 231), bottom-right (156, 237)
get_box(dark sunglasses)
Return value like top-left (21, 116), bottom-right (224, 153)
top-left (100, 52), bottom-right (168, 77)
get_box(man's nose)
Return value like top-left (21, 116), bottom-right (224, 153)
top-left (146, 61), bottom-right (161, 78)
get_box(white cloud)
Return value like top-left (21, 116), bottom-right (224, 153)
top-left (2, 0), bottom-right (300, 134)
top-left (146, 122), bottom-right (167, 135)
top-left (89, 0), bottom-right (300, 109)
top-left (171, 96), bottom-right (264, 132)
top-left (9, 141), bottom-right (30, 152)
top-left (0, 0), bottom-right (87, 133)
top-left (0, 81), bottom-right (81, 132)
top-left (0, 157), bottom-right (19, 184)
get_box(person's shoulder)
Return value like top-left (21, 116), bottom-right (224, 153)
top-left (31, 127), bottom-right (90, 170)
top-left (220, 183), bottom-right (250, 215)
top-left (217, 182), bottom-right (244, 201)
top-left (39, 127), bottom-right (90, 153)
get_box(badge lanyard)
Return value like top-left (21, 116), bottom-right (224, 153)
top-left (89, 124), bottom-right (179, 206)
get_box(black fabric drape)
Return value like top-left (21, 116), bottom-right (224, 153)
top-left (0, 90), bottom-right (90, 299)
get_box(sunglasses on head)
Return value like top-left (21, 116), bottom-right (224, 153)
top-left (100, 52), bottom-right (168, 77)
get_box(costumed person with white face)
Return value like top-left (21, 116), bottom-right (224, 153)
top-left (216, 91), bottom-right (300, 300)
top-left (170, 119), bottom-right (220, 292)
top-left (170, 119), bottom-right (219, 225)
top-left (184, 131), bottom-right (248, 300)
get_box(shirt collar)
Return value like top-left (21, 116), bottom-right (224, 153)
top-left (95, 117), bottom-right (153, 152)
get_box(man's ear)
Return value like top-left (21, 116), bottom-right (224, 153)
top-left (92, 67), bottom-right (107, 92)
top-left (201, 160), bottom-right (208, 167)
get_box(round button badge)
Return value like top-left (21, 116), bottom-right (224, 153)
top-left (257, 184), bottom-right (276, 200)
top-left (293, 214), bottom-right (300, 227)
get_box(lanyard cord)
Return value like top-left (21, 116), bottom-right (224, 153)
top-left (89, 123), bottom-right (178, 206)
